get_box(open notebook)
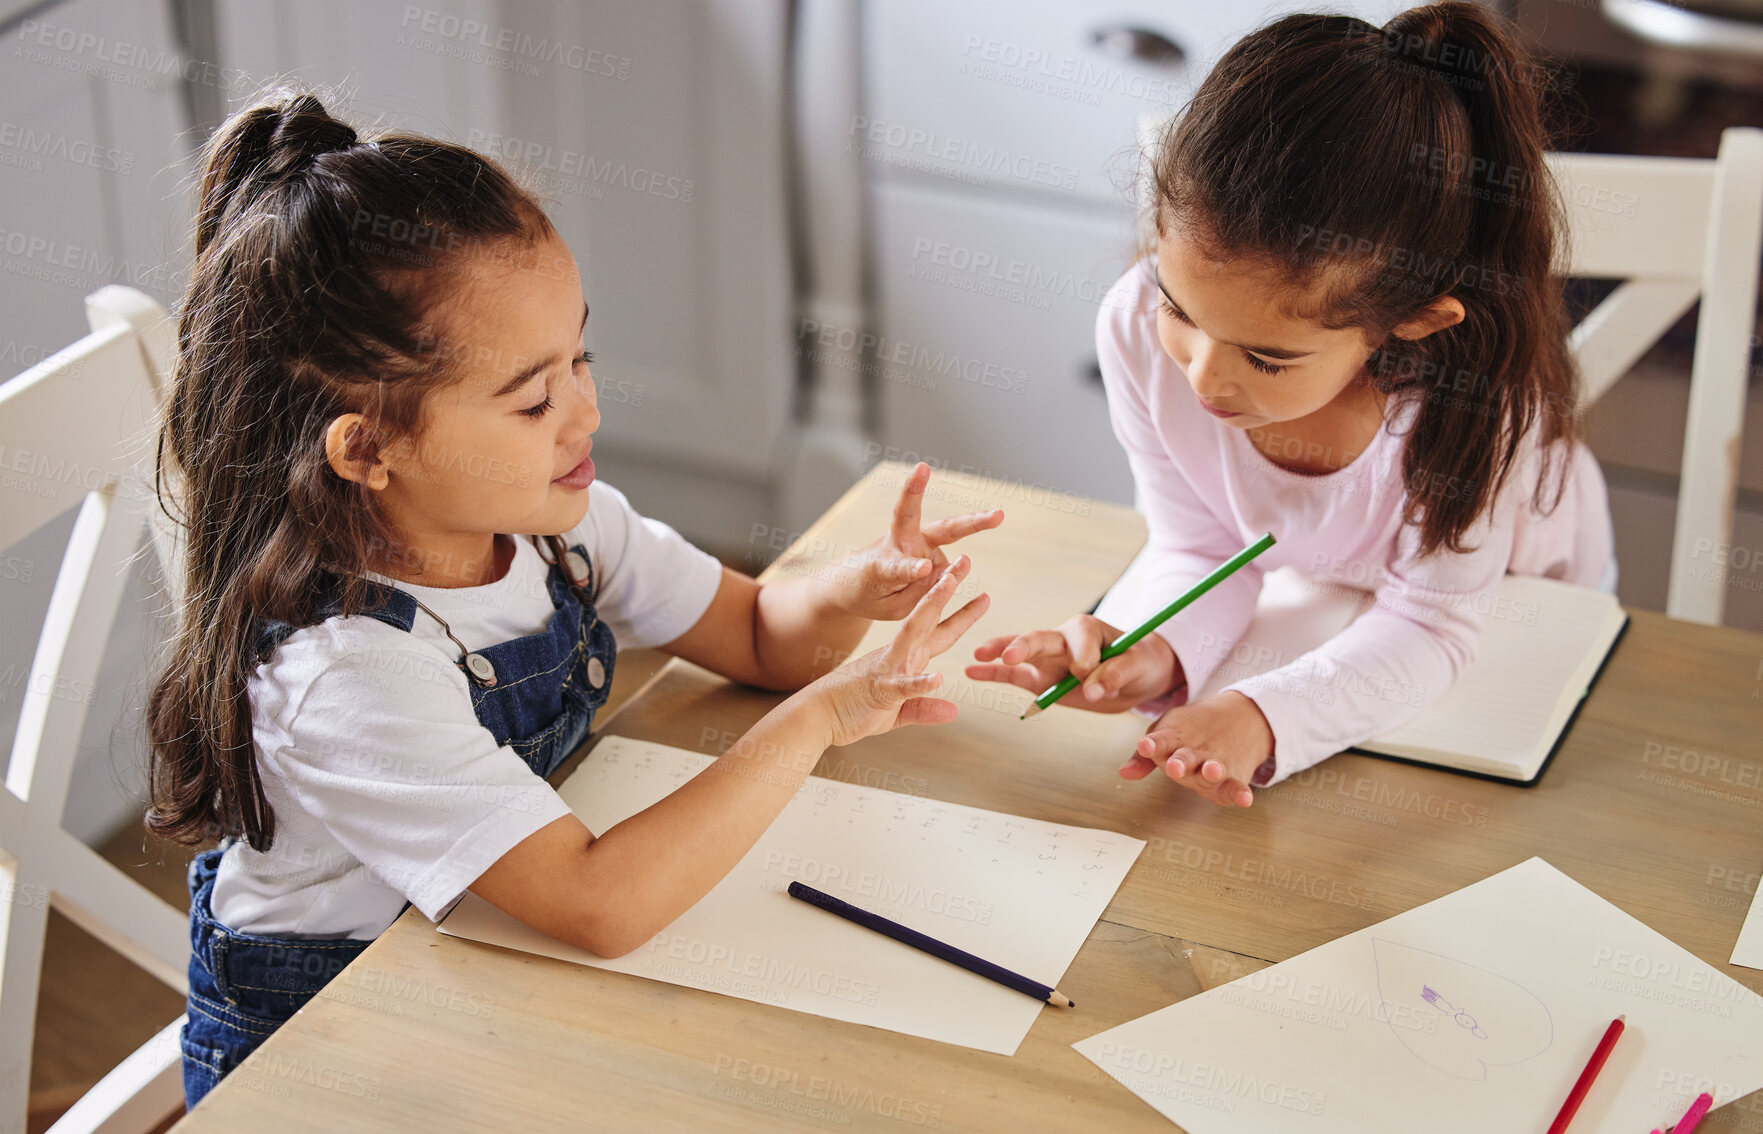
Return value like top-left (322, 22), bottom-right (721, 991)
top-left (1190, 568), bottom-right (1628, 784)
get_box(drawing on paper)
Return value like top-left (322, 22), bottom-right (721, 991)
top-left (1372, 939), bottom-right (1554, 1079)
top-left (1420, 985), bottom-right (1489, 1038)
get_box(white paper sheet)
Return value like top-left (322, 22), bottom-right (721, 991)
top-left (1074, 858), bottom-right (1763, 1132)
top-left (1732, 861), bottom-right (1763, 971)
top-left (439, 736), bottom-right (1143, 1055)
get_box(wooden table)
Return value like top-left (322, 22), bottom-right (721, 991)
top-left (173, 463), bottom-right (1763, 1133)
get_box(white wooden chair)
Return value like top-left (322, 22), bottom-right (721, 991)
top-left (0, 286), bottom-right (188, 1134)
top-left (1131, 115), bottom-right (1763, 626)
top-left (1549, 127), bottom-right (1763, 625)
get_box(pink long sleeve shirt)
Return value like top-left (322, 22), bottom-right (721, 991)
top-left (1090, 263), bottom-right (1615, 786)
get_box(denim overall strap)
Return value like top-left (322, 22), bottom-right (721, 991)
top-left (184, 541), bottom-right (615, 1110)
top-left (456, 543), bottom-right (617, 779)
top-left (254, 575), bottom-right (419, 660)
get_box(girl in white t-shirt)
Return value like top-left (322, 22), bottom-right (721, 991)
top-left (149, 91), bottom-right (998, 1109)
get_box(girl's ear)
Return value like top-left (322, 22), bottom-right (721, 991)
top-left (324, 414), bottom-right (391, 490)
top-left (1389, 295), bottom-right (1466, 342)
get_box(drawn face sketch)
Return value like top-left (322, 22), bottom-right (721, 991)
top-left (1420, 985), bottom-right (1489, 1039)
top-left (1372, 939), bottom-right (1555, 1079)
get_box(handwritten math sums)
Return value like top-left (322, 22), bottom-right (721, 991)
top-left (575, 739), bottom-right (699, 810)
top-left (1372, 939), bottom-right (1555, 1080)
top-left (788, 766), bottom-right (1136, 918)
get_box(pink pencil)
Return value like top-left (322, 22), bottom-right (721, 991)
top-left (1665, 1092), bottom-right (1714, 1134)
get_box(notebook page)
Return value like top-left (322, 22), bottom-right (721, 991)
top-left (1373, 575), bottom-right (1624, 777)
top-left (1195, 570), bottom-right (1623, 779)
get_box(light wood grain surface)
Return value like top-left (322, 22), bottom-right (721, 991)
top-left (172, 463), bottom-right (1763, 1133)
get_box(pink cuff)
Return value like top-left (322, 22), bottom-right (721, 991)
top-left (1225, 684), bottom-right (1287, 787)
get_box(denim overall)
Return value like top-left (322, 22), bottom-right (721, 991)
top-left (180, 540), bottom-right (616, 1108)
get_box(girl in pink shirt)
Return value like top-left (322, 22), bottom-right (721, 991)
top-left (967, 2), bottom-right (1614, 806)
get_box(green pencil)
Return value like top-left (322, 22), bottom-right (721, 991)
top-left (1021, 532), bottom-right (1276, 720)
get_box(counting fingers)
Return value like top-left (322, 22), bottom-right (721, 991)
top-left (969, 634), bottom-right (1015, 663)
top-left (874, 554), bottom-right (933, 590)
top-left (888, 462), bottom-right (930, 545)
top-left (963, 659), bottom-right (1057, 693)
top-left (1134, 731), bottom-right (1183, 770)
top-left (1118, 754), bottom-right (1157, 780)
top-left (921, 509), bottom-right (1004, 546)
top-left (925, 593), bottom-right (991, 656)
top-left (892, 556), bottom-right (967, 656)
top-left (997, 630), bottom-right (1070, 668)
top-left (1080, 654), bottom-right (1142, 703)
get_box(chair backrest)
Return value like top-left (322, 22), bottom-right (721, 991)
top-left (1134, 113), bottom-right (1763, 625)
top-left (0, 287), bottom-right (189, 1134)
top-left (1547, 127), bottom-right (1763, 625)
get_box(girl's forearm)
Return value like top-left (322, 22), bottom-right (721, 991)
top-left (570, 688), bottom-right (835, 955)
top-left (749, 573), bottom-right (870, 689)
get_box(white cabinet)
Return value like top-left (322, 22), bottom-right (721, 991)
top-left (864, 0), bottom-right (1417, 208)
top-left (860, 0), bottom-right (1415, 508)
top-left (867, 0), bottom-right (1296, 208)
top-left (871, 180), bottom-right (1136, 503)
top-left (496, 2), bottom-right (792, 495)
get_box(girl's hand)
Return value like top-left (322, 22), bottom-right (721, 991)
top-left (813, 555), bottom-right (991, 748)
top-left (1119, 692), bottom-right (1275, 807)
top-left (964, 616), bottom-right (1180, 713)
top-left (827, 462), bottom-right (1003, 621)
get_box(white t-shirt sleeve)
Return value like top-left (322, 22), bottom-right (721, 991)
top-left (569, 480), bottom-right (724, 649)
top-left (260, 634), bottom-right (574, 922)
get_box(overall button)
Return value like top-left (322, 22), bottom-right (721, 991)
top-left (464, 653), bottom-right (498, 687)
top-left (565, 551), bottom-right (590, 584)
top-left (587, 656), bottom-right (606, 689)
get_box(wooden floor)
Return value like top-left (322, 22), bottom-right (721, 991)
top-left (27, 645), bottom-right (677, 1131)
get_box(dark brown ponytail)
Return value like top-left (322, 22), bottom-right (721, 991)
top-left (148, 89), bottom-right (554, 850)
top-left (1152, 2), bottom-right (1578, 557)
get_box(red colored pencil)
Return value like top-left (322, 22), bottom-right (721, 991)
top-left (1546, 1015), bottom-right (1625, 1134)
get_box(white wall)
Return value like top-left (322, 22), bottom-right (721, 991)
top-left (2, 0), bottom-right (193, 846)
